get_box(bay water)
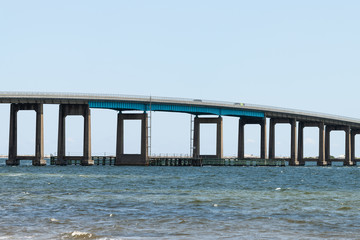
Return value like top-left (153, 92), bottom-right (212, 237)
top-left (0, 162), bottom-right (359, 239)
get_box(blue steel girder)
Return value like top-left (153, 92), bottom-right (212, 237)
top-left (88, 101), bottom-right (264, 118)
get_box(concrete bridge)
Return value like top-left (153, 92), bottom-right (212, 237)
top-left (1, 92), bottom-right (360, 166)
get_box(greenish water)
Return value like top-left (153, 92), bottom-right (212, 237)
top-left (0, 164), bottom-right (359, 239)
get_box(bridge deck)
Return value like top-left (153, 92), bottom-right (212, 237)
top-left (0, 92), bottom-right (359, 127)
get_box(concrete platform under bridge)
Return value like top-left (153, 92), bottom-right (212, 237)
top-left (50, 156), bottom-right (116, 166)
top-left (49, 156), bottom-right (285, 166)
top-left (147, 157), bottom-right (285, 167)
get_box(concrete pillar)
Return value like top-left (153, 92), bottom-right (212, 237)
top-left (238, 119), bottom-right (245, 159)
top-left (57, 105), bottom-right (66, 165)
top-left (297, 122), bottom-right (304, 166)
top-left (116, 113), bottom-right (124, 160)
top-left (193, 116), bottom-right (200, 158)
top-left (6, 104), bottom-right (18, 166)
top-left (351, 129), bottom-right (360, 164)
top-left (7, 103), bottom-right (45, 166)
top-left (269, 118), bottom-right (275, 159)
top-left (192, 116), bottom-right (223, 159)
top-left (217, 117), bottom-right (223, 159)
top-left (325, 126), bottom-right (331, 164)
top-left (82, 106), bottom-right (92, 166)
top-left (351, 130), bottom-right (355, 162)
top-left (142, 113), bottom-right (148, 161)
top-left (318, 122), bottom-right (327, 166)
top-left (115, 113), bottom-right (148, 165)
top-left (289, 119), bottom-right (298, 166)
top-left (260, 118), bottom-right (267, 159)
top-left (34, 104), bottom-right (46, 166)
top-left (56, 104), bottom-right (93, 166)
top-left (344, 126), bottom-right (353, 166)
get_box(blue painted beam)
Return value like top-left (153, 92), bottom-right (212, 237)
top-left (89, 101), bottom-right (264, 118)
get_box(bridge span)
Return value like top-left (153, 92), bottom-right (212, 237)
top-left (1, 92), bottom-right (360, 166)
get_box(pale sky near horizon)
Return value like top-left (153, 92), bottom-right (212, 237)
top-left (0, 1), bottom-right (359, 158)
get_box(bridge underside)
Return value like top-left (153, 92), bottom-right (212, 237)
top-left (88, 101), bottom-right (265, 118)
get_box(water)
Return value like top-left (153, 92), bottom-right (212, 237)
top-left (0, 164), bottom-right (359, 239)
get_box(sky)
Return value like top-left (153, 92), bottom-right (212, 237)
top-left (0, 1), bottom-right (359, 158)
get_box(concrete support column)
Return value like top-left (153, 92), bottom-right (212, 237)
top-left (289, 119), bottom-right (298, 166)
top-left (260, 118), bottom-right (267, 159)
top-left (344, 126), bottom-right (353, 166)
top-left (34, 104), bottom-right (45, 166)
top-left (351, 130), bottom-right (355, 162)
top-left (192, 116), bottom-right (223, 159)
top-left (217, 117), bottom-right (223, 159)
top-left (351, 129), bottom-right (360, 163)
top-left (115, 113), bottom-right (148, 165)
top-left (238, 119), bottom-right (245, 159)
top-left (6, 104), bottom-right (18, 166)
top-left (57, 106), bottom-right (66, 165)
top-left (116, 113), bottom-right (124, 160)
top-left (297, 122), bottom-right (304, 166)
top-left (142, 114), bottom-right (149, 161)
top-left (269, 118), bottom-right (275, 159)
top-left (83, 106), bottom-right (92, 166)
top-left (318, 122), bottom-right (327, 166)
top-left (325, 126), bottom-right (331, 164)
top-left (193, 116), bottom-right (200, 158)
top-left (56, 104), bottom-right (93, 166)
top-left (7, 103), bottom-right (45, 166)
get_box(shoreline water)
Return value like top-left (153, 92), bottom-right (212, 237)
top-left (0, 165), bottom-right (359, 239)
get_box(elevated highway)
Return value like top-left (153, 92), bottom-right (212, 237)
top-left (0, 92), bottom-right (359, 127)
top-left (0, 92), bottom-right (359, 166)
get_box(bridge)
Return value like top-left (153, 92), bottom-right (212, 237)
top-left (1, 92), bottom-right (360, 166)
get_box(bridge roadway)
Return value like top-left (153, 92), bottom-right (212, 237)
top-left (0, 92), bottom-right (359, 166)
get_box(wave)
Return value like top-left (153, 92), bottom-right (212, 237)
top-left (61, 231), bottom-right (96, 239)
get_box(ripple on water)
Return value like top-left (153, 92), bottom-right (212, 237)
top-left (1, 166), bottom-right (360, 239)
top-left (337, 206), bottom-right (352, 211)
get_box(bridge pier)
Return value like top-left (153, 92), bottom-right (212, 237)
top-left (345, 126), bottom-right (352, 166)
top-left (115, 112), bottom-right (148, 165)
top-left (6, 103), bottom-right (45, 166)
top-left (238, 117), bottom-right (267, 159)
top-left (351, 129), bottom-right (360, 164)
top-left (298, 122), bottom-right (327, 166)
top-left (325, 125), bottom-right (353, 166)
top-left (193, 116), bottom-right (223, 159)
top-left (56, 104), bottom-right (93, 166)
top-left (269, 118), bottom-right (298, 165)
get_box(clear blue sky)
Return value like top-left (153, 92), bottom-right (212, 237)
top-left (0, 1), bottom-right (359, 158)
